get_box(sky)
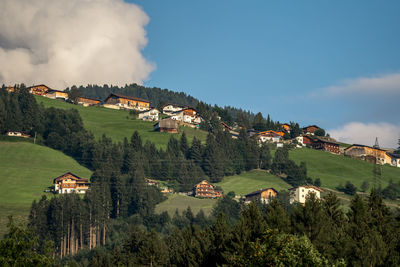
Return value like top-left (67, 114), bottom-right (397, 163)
top-left (0, 0), bottom-right (399, 147)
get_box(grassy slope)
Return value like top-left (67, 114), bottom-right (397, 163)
top-left (35, 96), bottom-right (208, 149)
top-left (215, 170), bottom-right (292, 196)
top-left (155, 194), bottom-right (217, 216)
top-left (0, 141), bottom-right (92, 237)
top-left (289, 148), bottom-right (400, 190)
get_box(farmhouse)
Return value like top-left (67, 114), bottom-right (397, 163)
top-left (245, 188), bottom-right (277, 204)
top-left (311, 137), bottom-right (340, 154)
top-left (302, 125), bottom-right (321, 135)
top-left (193, 180), bottom-right (222, 198)
top-left (344, 144), bottom-right (393, 165)
top-left (46, 90), bottom-right (68, 100)
top-left (161, 103), bottom-right (187, 115)
top-left (28, 84), bottom-right (52, 96)
top-left (258, 131), bottom-right (282, 143)
top-left (289, 185), bottom-right (322, 204)
top-left (170, 108), bottom-right (202, 125)
top-left (53, 172), bottom-right (90, 194)
top-left (77, 97), bottom-right (101, 106)
top-left (154, 118), bottom-right (179, 133)
top-left (104, 93), bottom-right (150, 111)
top-left (138, 108), bottom-right (160, 121)
top-left (6, 131), bottom-right (30, 138)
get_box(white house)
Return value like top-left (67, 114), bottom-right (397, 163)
top-left (289, 185), bottom-right (323, 204)
top-left (170, 108), bottom-right (203, 125)
top-left (138, 108), bottom-right (160, 121)
top-left (162, 104), bottom-right (187, 115)
top-left (258, 132), bottom-right (282, 143)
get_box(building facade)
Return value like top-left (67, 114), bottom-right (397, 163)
top-left (104, 93), bottom-right (150, 111)
top-left (54, 172), bottom-right (90, 194)
top-left (312, 138), bottom-right (340, 154)
top-left (289, 186), bottom-right (322, 204)
top-left (28, 84), bottom-right (52, 96)
top-left (344, 144), bottom-right (392, 165)
top-left (245, 188), bottom-right (277, 204)
top-left (193, 180), bottom-right (222, 198)
top-left (154, 118), bottom-right (179, 133)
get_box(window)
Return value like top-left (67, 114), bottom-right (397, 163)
top-left (302, 195), bottom-right (304, 198)
top-left (302, 189), bottom-right (304, 192)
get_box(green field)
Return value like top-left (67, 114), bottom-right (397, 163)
top-left (35, 96), bottom-right (208, 148)
top-left (289, 148), bottom-right (400, 190)
top-left (155, 194), bottom-right (217, 216)
top-left (215, 170), bottom-right (292, 196)
top-left (0, 141), bottom-right (92, 237)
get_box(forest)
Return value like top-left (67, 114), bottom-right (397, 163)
top-left (1, 85), bottom-right (400, 266)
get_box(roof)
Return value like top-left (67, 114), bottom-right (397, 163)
top-left (289, 185), bottom-right (323, 192)
top-left (344, 144), bottom-right (386, 152)
top-left (78, 96), bottom-right (101, 102)
top-left (104, 93), bottom-right (150, 103)
top-left (303, 125), bottom-right (320, 129)
top-left (161, 103), bottom-right (188, 109)
top-left (245, 188), bottom-right (278, 197)
top-left (53, 172), bottom-right (89, 183)
top-left (170, 107), bottom-right (197, 114)
top-left (313, 137), bottom-right (339, 145)
top-left (27, 84), bottom-right (52, 89)
top-left (387, 153), bottom-right (400, 159)
top-left (138, 107), bottom-right (159, 114)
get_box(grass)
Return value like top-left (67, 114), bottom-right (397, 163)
top-left (289, 148), bottom-right (400, 190)
top-left (215, 170), bottom-right (292, 196)
top-left (35, 96), bottom-right (208, 149)
top-left (0, 141), bottom-right (92, 237)
top-left (155, 194), bottom-right (217, 216)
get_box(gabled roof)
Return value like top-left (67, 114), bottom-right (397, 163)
top-left (78, 96), bottom-right (102, 102)
top-left (289, 185), bottom-right (323, 192)
top-left (161, 103), bottom-right (188, 109)
top-left (303, 125), bottom-right (320, 130)
top-left (104, 93), bottom-right (150, 103)
top-left (27, 84), bottom-right (52, 89)
top-left (53, 172), bottom-right (89, 184)
top-left (344, 144), bottom-right (386, 152)
top-left (313, 137), bottom-right (339, 145)
top-left (245, 188), bottom-right (277, 197)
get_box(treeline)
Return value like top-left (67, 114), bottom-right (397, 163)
top-left (4, 191), bottom-right (400, 266)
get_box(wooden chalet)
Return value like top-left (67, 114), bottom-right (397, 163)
top-left (193, 180), bottom-right (222, 198)
top-left (245, 188), bottom-right (277, 204)
top-left (46, 90), bottom-right (68, 100)
top-left (28, 84), bottom-right (52, 96)
top-left (302, 125), bottom-right (320, 135)
top-left (77, 96), bottom-right (101, 106)
top-left (344, 144), bottom-right (392, 165)
top-left (311, 137), bottom-right (340, 154)
top-left (53, 172), bottom-right (90, 194)
top-left (104, 93), bottom-right (150, 111)
top-left (154, 118), bottom-right (179, 133)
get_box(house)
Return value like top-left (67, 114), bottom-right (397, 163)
top-left (154, 118), bottom-right (179, 133)
top-left (344, 144), bottom-right (393, 165)
top-left (170, 108), bottom-right (203, 125)
top-left (387, 153), bottom-right (400, 167)
top-left (193, 180), bottom-right (222, 198)
top-left (311, 137), bottom-right (340, 154)
top-left (221, 122), bottom-right (239, 139)
top-left (295, 135), bottom-right (313, 147)
top-left (104, 93), bottom-right (150, 111)
top-left (77, 97), bottom-right (101, 107)
top-left (302, 125), bottom-right (321, 135)
top-left (53, 172), bottom-right (90, 194)
top-left (247, 129), bottom-right (259, 137)
top-left (258, 132), bottom-right (282, 143)
top-left (289, 185), bottom-right (323, 204)
top-left (145, 178), bottom-right (159, 187)
top-left (28, 84), bottom-right (52, 96)
top-left (161, 103), bottom-right (187, 115)
top-left (258, 130), bottom-right (285, 137)
top-left (46, 90), bottom-right (68, 100)
top-left (138, 108), bottom-right (160, 121)
top-left (245, 188), bottom-right (277, 204)
top-left (6, 131), bottom-right (30, 138)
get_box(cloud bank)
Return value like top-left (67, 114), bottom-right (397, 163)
top-left (322, 71), bottom-right (400, 96)
top-left (328, 122), bottom-right (400, 149)
top-left (0, 0), bottom-right (154, 89)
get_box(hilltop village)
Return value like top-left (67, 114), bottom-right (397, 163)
top-left (5, 84), bottom-right (400, 205)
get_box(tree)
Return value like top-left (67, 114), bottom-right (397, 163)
top-left (314, 128), bottom-right (326, 137)
top-left (179, 132), bottom-right (189, 157)
top-left (314, 178), bottom-right (321, 187)
top-left (343, 181), bottom-right (357, 195)
top-left (67, 86), bottom-right (81, 104)
top-left (361, 180), bottom-right (369, 193)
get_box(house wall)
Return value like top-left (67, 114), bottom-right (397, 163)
top-left (30, 85), bottom-right (50, 96)
top-left (290, 187), bottom-right (321, 204)
top-left (345, 146), bottom-right (391, 164)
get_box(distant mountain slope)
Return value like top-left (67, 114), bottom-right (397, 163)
top-left (0, 141), bottom-right (92, 237)
top-left (289, 148), bottom-right (400, 190)
top-left (35, 95), bottom-right (208, 148)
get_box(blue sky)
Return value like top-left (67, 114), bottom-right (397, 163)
top-left (129, 0), bottom-right (400, 147)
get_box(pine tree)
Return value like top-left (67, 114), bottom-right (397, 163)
top-left (179, 132), bottom-right (189, 158)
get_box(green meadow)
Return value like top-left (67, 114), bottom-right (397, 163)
top-left (155, 194), bottom-right (217, 216)
top-left (35, 96), bottom-right (208, 149)
top-left (0, 141), bottom-right (92, 237)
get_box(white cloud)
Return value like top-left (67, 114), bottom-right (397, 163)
top-left (323, 72), bottom-right (400, 96)
top-left (328, 122), bottom-right (400, 149)
top-left (0, 0), bottom-right (154, 89)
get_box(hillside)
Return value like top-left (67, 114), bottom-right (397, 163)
top-left (0, 141), bottom-right (92, 237)
top-left (215, 170), bottom-right (292, 196)
top-left (289, 148), bottom-right (400, 190)
top-left (35, 96), bottom-right (208, 148)
top-left (155, 194), bottom-right (217, 216)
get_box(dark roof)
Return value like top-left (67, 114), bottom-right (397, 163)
top-left (79, 96), bottom-right (101, 102)
top-left (388, 153), bottom-right (400, 159)
top-left (105, 93), bottom-right (150, 103)
top-left (245, 188), bottom-right (277, 197)
top-left (47, 89), bottom-right (67, 93)
top-left (313, 137), bottom-right (339, 145)
top-left (303, 125), bottom-right (320, 130)
top-left (53, 172), bottom-right (89, 183)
